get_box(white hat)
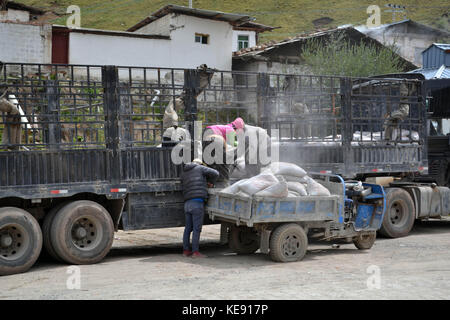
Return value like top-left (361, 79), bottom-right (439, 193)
top-left (192, 158), bottom-right (203, 165)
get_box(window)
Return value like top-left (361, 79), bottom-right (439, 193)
top-left (195, 33), bottom-right (209, 44)
top-left (430, 119), bottom-right (450, 136)
top-left (238, 35), bottom-right (249, 50)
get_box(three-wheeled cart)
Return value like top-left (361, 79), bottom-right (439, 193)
top-left (206, 174), bottom-right (386, 262)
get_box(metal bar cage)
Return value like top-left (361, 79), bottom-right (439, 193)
top-left (0, 62), bottom-right (425, 150)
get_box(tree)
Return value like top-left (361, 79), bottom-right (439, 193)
top-left (300, 32), bottom-right (408, 77)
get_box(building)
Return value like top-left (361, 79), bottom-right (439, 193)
top-left (410, 43), bottom-right (450, 121)
top-left (356, 19), bottom-right (450, 68)
top-left (125, 4), bottom-right (276, 70)
top-left (0, 1), bottom-right (52, 64)
top-left (0, 0), bottom-right (45, 23)
top-left (1, 3), bottom-right (274, 71)
top-left (232, 26), bottom-right (416, 74)
top-left (1, 3), bottom-right (274, 72)
top-left (411, 43), bottom-right (450, 79)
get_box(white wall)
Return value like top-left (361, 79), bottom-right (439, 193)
top-left (135, 14), bottom-right (171, 36)
top-left (69, 14), bottom-right (233, 72)
top-left (69, 32), bottom-right (172, 67)
top-left (0, 9), bottom-right (29, 22)
top-left (169, 14), bottom-right (233, 70)
top-left (0, 22), bottom-right (51, 63)
top-left (232, 30), bottom-right (256, 52)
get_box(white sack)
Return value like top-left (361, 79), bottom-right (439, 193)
top-left (288, 191), bottom-right (300, 197)
top-left (267, 162), bottom-right (307, 177)
top-left (255, 181), bottom-right (288, 198)
top-left (305, 176), bottom-right (331, 196)
top-left (238, 172), bottom-right (278, 195)
top-left (236, 191), bottom-right (251, 198)
top-left (287, 181), bottom-right (307, 196)
top-left (221, 179), bottom-right (248, 194)
top-left (282, 175), bottom-right (308, 183)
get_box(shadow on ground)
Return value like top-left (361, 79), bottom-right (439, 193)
top-left (28, 218), bottom-right (450, 274)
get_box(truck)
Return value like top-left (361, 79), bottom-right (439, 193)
top-left (0, 62), bottom-right (448, 275)
top-left (258, 72), bottom-right (450, 239)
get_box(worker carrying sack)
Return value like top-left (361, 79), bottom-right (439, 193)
top-left (305, 176), bottom-right (331, 196)
top-left (255, 181), bottom-right (289, 198)
top-left (0, 91), bottom-right (22, 148)
top-left (163, 97), bottom-right (184, 129)
top-left (238, 172), bottom-right (278, 196)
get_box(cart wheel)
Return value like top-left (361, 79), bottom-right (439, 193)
top-left (269, 223), bottom-right (308, 262)
top-left (0, 207), bottom-right (43, 276)
top-left (229, 226), bottom-right (260, 255)
top-left (379, 188), bottom-right (415, 238)
top-left (50, 200), bottom-right (114, 265)
top-left (353, 231), bottom-right (376, 250)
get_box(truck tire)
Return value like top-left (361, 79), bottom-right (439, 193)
top-left (379, 188), bottom-right (415, 238)
top-left (0, 207), bottom-right (43, 276)
top-left (42, 203), bottom-right (67, 262)
top-left (50, 200), bottom-right (114, 265)
top-left (229, 225), bottom-right (260, 254)
top-left (353, 231), bottom-right (376, 250)
top-left (269, 223), bottom-right (308, 262)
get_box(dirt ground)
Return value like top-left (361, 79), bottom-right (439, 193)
top-left (1, 218), bottom-right (450, 300)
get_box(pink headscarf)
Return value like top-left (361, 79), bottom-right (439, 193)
top-left (231, 117), bottom-right (245, 130)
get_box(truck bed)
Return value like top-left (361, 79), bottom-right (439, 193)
top-left (206, 178), bottom-right (345, 227)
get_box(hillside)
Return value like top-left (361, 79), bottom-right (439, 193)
top-left (19, 0), bottom-right (450, 42)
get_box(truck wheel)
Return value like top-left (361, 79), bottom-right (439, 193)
top-left (229, 226), bottom-right (260, 254)
top-left (269, 223), bottom-right (308, 262)
top-left (353, 231), bottom-right (376, 250)
top-left (0, 207), bottom-right (43, 276)
top-left (42, 203), bottom-right (67, 262)
top-left (50, 201), bottom-right (114, 265)
top-left (379, 188), bottom-right (415, 238)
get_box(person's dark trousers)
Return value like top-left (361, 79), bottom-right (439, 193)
top-left (183, 199), bottom-right (205, 252)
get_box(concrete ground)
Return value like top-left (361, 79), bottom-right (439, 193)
top-left (1, 218), bottom-right (450, 300)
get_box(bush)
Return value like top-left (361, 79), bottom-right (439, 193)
top-left (300, 31), bottom-right (409, 77)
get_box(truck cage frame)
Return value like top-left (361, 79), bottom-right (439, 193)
top-left (0, 62), bottom-right (427, 203)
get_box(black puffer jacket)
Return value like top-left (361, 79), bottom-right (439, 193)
top-left (181, 163), bottom-right (219, 201)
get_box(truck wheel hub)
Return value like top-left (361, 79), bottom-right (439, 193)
top-left (74, 227), bottom-right (87, 240)
top-left (0, 234), bottom-right (13, 248)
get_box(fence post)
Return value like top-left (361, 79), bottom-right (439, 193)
top-left (257, 73), bottom-right (270, 130)
top-left (45, 80), bottom-right (61, 149)
top-left (103, 65), bottom-right (121, 185)
top-left (419, 81), bottom-right (428, 171)
top-left (119, 84), bottom-right (132, 148)
top-left (184, 69), bottom-right (200, 161)
top-left (341, 77), bottom-right (354, 176)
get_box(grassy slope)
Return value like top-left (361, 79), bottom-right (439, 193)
top-left (20, 0), bottom-right (449, 42)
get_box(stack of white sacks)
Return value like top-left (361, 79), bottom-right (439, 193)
top-left (221, 162), bottom-right (330, 198)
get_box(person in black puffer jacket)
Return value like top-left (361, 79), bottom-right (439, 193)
top-left (181, 159), bottom-right (219, 258)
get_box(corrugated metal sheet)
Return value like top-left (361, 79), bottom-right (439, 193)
top-left (422, 43), bottom-right (450, 69)
top-left (435, 44), bottom-right (450, 51)
top-left (410, 65), bottom-right (450, 79)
